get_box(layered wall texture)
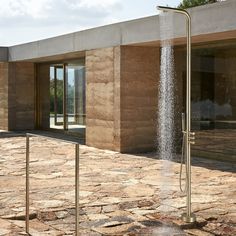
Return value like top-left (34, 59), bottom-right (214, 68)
top-left (86, 46), bottom-right (159, 152)
top-left (0, 62), bottom-right (35, 130)
top-left (86, 47), bottom-right (121, 150)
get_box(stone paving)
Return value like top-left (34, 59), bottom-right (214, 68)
top-left (0, 134), bottom-right (235, 235)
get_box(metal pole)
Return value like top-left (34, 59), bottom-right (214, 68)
top-left (186, 13), bottom-right (195, 222)
top-left (63, 63), bottom-right (68, 130)
top-left (26, 134), bottom-right (30, 234)
top-left (157, 6), bottom-right (196, 223)
top-left (25, 133), bottom-right (80, 234)
top-left (75, 144), bottom-right (80, 235)
top-left (54, 66), bottom-right (58, 125)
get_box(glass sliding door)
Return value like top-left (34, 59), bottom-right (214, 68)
top-left (66, 63), bottom-right (86, 134)
top-left (50, 65), bottom-right (64, 130)
top-left (49, 60), bottom-right (86, 138)
top-left (175, 43), bottom-right (236, 162)
top-left (191, 46), bottom-right (236, 161)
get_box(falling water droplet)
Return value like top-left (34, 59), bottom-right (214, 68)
top-left (158, 11), bottom-right (176, 213)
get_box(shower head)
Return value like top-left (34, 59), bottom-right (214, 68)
top-left (157, 6), bottom-right (177, 12)
top-left (157, 6), bottom-right (168, 12)
top-left (157, 6), bottom-right (191, 19)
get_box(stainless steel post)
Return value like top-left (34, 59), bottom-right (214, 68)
top-left (26, 134), bottom-right (30, 234)
top-left (25, 133), bottom-right (80, 234)
top-left (185, 12), bottom-right (196, 223)
top-left (63, 63), bottom-right (68, 131)
top-left (54, 66), bottom-right (58, 126)
top-left (75, 143), bottom-right (80, 235)
top-left (157, 6), bottom-right (196, 223)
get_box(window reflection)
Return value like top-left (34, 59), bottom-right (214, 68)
top-left (176, 43), bottom-right (236, 161)
top-left (191, 47), bottom-right (236, 130)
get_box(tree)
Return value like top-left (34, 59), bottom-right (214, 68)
top-left (50, 79), bottom-right (63, 114)
top-left (178, 0), bottom-right (220, 9)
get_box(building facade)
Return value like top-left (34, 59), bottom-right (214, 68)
top-left (0, 0), bottom-right (236, 161)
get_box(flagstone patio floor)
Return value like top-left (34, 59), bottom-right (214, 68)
top-left (0, 134), bottom-right (235, 235)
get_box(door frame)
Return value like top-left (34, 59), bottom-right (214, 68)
top-left (35, 60), bottom-right (86, 140)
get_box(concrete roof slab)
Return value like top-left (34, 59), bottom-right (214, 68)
top-left (37, 33), bottom-right (75, 58)
top-left (5, 0), bottom-right (236, 62)
top-left (0, 47), bottom-right (8, 62)
top-left (74, 25), bottom-right (122, 51)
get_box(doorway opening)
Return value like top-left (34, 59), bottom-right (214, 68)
top-left (49, 61), bottom-right (86, 138)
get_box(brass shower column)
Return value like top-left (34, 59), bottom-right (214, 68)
top-left (157, 6), bottom-right (196, 223)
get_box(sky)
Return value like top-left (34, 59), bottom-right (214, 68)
top-left (0, 0), bottom-right (181, 46)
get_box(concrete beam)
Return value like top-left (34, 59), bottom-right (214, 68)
top-left (0, 47), bottom-right (8, 62)
top-left (6, 0), bottom-right (236, 62)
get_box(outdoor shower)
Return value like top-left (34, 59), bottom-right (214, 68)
top-left (157, 6), bottom-right (196, 223)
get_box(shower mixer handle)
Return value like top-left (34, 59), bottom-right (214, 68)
top-left (188, 132), bottom-right (195, 145)
top-left (181, 112), bottom-right (195, 145)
